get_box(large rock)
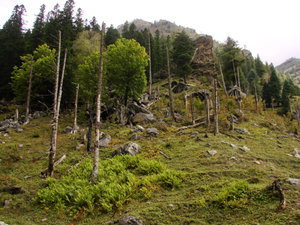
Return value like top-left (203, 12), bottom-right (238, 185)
top-left (146, 128), bottom-right (160, 136)
top-left (119, 215), bottom-right (143, 225)
top-left (128, 102), bottom-right (151, 114)
top-left (99, 132), bottom-right (111, 147)
top-left (130, 125), bottom-right (145, 133)
top-left (191, 35), bottom-right (217, 82)
top-left (286, 178), bottom-right (300, 189)
top-left (172, 83), bottom-right (187, 93)
top-left (63, 126), bottom-right (73, 133)
top-left (132, 113), bottom-right (156, 124)
top-left (294, 148), bottom-right (300, 159)
top-left (112, 142), bottom-right (140, 156)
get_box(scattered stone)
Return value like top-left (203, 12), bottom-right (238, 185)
top-left (230, 144), bottom-right (237, 149)
top-left (3, 199), bottom-right (10, 207)
top-left (221, 141), bottom-right (229, 145)
top-left (146, 128), bottom-right (160, 136)
top-left (239, 146), bottom-right (250, 152)
top-left (252, 123), bottom-right (259, 127)
top-left (15, 127), bottom-right (23, 133)
top-left (129, 134), bottom-right (141, 141)
top-left (286, 178), bottom-right (300, 189)
top-left (41, 218), bottom-right (47, 222)
top-left (33, 111), bottom-right (41, 119)
top-left (178, 131), bottom-right (185, 136)
top-left (0, 221), bottom-right (8, 225)
top-left (132, 112), bottom-right (156, 124)
top-left (168, 203), bottom-right (174, 208)
top-left (253, 160), bottom-right (261, 165)
top-left (190, 131), bottom-right (199, 136)
top-left (18, 144), bottom-right (23, 148)
top-left (99, 132), bottom-right (111, 147)
top-left (204, 150), bottom-right (217, 157)
top-left (294, 148), bottom-right (300, 159)
top-left (119, 215), bottom-right (143, 225)
top-left (63, 126), bottom-right (73, 133)
top-left (264, 131), bottom-right (268, 135)
top-left (146, 201), bottom-right (151, 205)
top-left (235, 128), bottom-right (250, 135)
top-left (113, 142), bottom-right (140, 156)
top-left (104, 221), bottom-right (114, 225)
top-left (130, 125), bottom-right (145, 133)
top-left (24, 175), bottom-right (32, 179)
top-left (229, 157), bottom-right (238, 161)
top-left (76, 144), bottom-right (84, 150)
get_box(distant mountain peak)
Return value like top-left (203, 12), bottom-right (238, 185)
top-left (118, 19), bottom-right (200, 40)
top-left (276, 57), bottom-right (300, 86)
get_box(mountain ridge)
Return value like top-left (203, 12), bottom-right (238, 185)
top-left (276, 57), bottom-right (300, 86)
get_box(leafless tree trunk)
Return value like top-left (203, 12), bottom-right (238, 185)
top-left (218, 61), bottom-right (228, 97)
top-left (72, 84), bottom-right (79, 133)
top-left (295, 106), bottom-right (300, 126)
top-left (190, 95), bottom-right (195, 125)
top-left (56, 49), bottom-right (67, 117)
top-left (205, 94), bottom-right (210, 137)
top-left (91, 22), bottom-right (105, 184)
top-left (148, 34), bottom-right (152, 98)
top-left (166, 46), bottom-right (176, 122)
top-left (184, 89), bottom-right (188, 113)
top-left (232, 60), bottom-right (237, 86)
top-left (254, 83), bottom-right (258, 112)
top-left (24, 57), bottom-right (34, 124)
top-left (14, 108), bottom-right (19, 123)
top-left (48, 30), bottom-right (61, 177)
top-left (214, 79), bottom-right (219, 135)
top-left (237, 67), bottom-right (241, 92)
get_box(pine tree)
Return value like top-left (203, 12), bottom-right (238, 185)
top-left (30, 4), bottom-right (46, 52)
top-left (281, 79), bottom-right (295, 114)
top-left (105, 25), bottom-right (120, 47)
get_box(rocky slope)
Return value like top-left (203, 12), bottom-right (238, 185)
top-left (276, 58), bottom-right (300, 86)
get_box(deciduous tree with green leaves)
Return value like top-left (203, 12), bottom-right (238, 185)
top-left (105, 38), bottom-right (148, 106)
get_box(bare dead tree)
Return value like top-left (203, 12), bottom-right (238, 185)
top-left (24, 57), bottom-right (34, 124)
top-left (218, 61), bottom-right (228, 97)
top-left (14, 108), bottom-right (19, 123)
top-left (48, 30), bottom-right (61, 177)
top-left (166, 45), bottom-right (176, 122)
top-left (254, 83), bottom-right (258, 112)
top-left (205, 93), bottom-right (210, 137)
top-left (72, 84), bottom-right (79, 133)
top-left (296, 106), bottom-right (300, 126)
top-left (56, 49), bottom-right (67, 117)
top-left (233, 60), bottom-right (237, 86)
top-left (214, 78), bottom-right (219, 135)
top-left (148, 34), bottom-right (152, 98)
top-left (190, 95), bottom-right (195, 125)
top-left (237, 67), bottom-right (241, 92)
top-left (91, 22), bottom-right (105, 183)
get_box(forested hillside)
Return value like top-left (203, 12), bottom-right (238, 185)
top-left (276, 58), bottom-right (300, 86)
top-left (0, 0), bottom-right (300, 224)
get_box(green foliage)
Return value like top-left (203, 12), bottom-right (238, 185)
top-left (105, 25), bottom-right (120, 47)
top-left (105, 38), bottom-right (148, 105)
top-left (262, 65), bottom-right (281, 107)
top-left (10, 44), bottom-right (56, 108)
top-left (35, 155), bottom-right (184, 214)
top-left (172, 31), bottom-right (194, 82)
top-left (214, 180), bottom-right (251, 208)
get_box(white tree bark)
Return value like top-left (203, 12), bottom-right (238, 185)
top-left (214, 79), bottom-right (219, 135)
top-left (72, 84), bottom-right (79, 133)
top-left (91, 22), bottom-right (105, 183)
top-left (148, 34), bottom-right (152, 98)
top-left (24, 57), bottom-right (34, 124)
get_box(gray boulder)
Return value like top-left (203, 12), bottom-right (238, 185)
top-left (63, 126), bottom-right (73, 133)
top-left (99, 132), bottom-right (111, 147)
top-left (119, 215), bottom-right (143, 225)
top-left (130, 125), bottom-right (145, 133)
top-left (204, 150), bottom-right (217, 157)
top-left (286, 178), bottom-right (300, 189)
top-left (132, 113), bottom-right (156, 124)
top-left (294, 148), bottom-right (300, 159)
top-left (16, 127), bottom-right (24, 133)
top-left (129, 134), bottom-right (141, 141)
top-left (146, 128), bottom-right (160, 136)
top-left (113, 142), bottom-right (140, 156)
top-left (235, 128), bottom-right (250, 135)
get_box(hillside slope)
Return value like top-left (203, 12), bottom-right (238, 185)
top-left (118, 19), bottom-right (200, 39)
top-left (276, 58), bottom-right (300, 86)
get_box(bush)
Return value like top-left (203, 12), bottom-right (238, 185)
top-left (35, 155), bottom-right (184, 215)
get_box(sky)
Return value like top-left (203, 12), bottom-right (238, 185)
top-left (0, 0), bottom-right (299, 66)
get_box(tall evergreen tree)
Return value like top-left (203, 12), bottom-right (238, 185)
top-left (262, 65), bottom-right (281, 107)
top-left (152, 30), bottom-right (163, 74)
top-left (30, 4), bottom-right (46, 52)
top-left (0, 5), bottom-right (26, 99)
top-left (281, 78), bottom-right (295, 114)
top-left (105, 25), bottom-right (120, 47)
top-left (172, 31), bottom-right (194, 82)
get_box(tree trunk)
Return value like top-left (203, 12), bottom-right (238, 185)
top-left (91, 22), bottom-right (105, 184)
top-left (254, 83), bottom-right (258, 112)
top-left (166, 46), bottom-right (176, 121)
top-left (237, 66), bottom-right (241, 92)
top-left (86, 108), bottom-right (93, 152)
top-left (14, 108), bottom-right (19, 123)
top-left (271, 98), bottom-right (274, 111)
top-left (205, 94), bottom-right (210, 137)
top-left (214, 79), bottom-right (219, 135)
top-left (232, 60), bottom-right (237, 86)
top-left (190, 95), bottom-right (195, 125)
top-left (148, 34), bottom-right (152, 98)
top-left (296, 106), bottom-right (300, 126)
top-left (218, 61), bottom-right (228, 97)
top-left (48, 30), bottom-right (61, 177)
top-left (56, 49), bottom-right (67, 117)
top-left (72, 84), bottom-right (79, 133)
top-left (184, 89), bottom-right (188, 113)
top-left (24, 57), bottom-right (33, 124)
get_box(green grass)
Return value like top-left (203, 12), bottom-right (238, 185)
top-left (0, 85), bottom-right (300, 224)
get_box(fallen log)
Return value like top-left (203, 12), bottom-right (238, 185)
top-left (177, 122), bottom-right (205, 131)
top-left (155, 149), bottom-right (171, 160)
top-left (41, 154), bottom-right (66, 176)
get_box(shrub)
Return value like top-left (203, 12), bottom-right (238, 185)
top-left (35, 155), bottom-right (184, 215)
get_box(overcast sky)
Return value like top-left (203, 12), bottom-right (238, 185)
top-left (0, 0), bottom-right (299, 66)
